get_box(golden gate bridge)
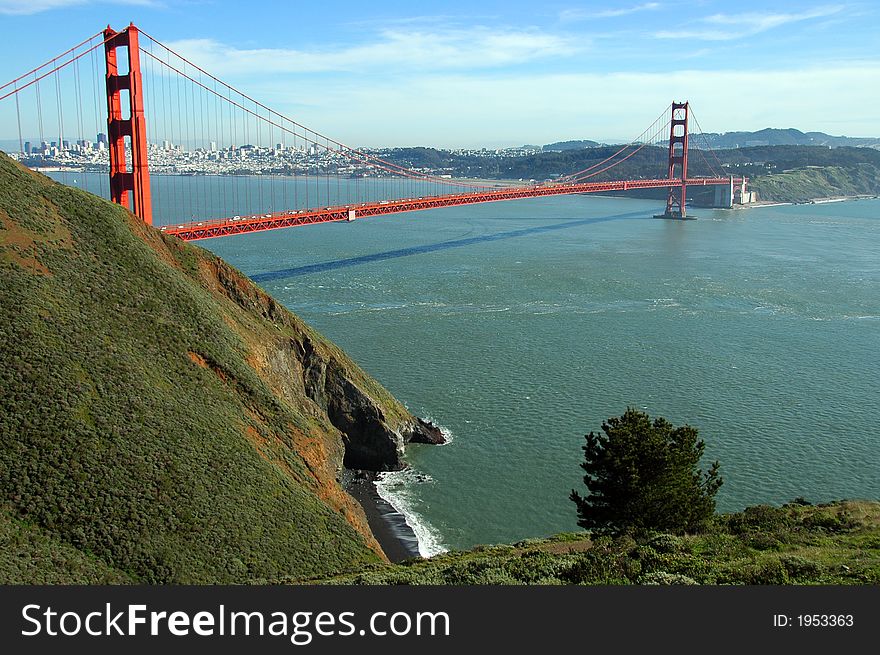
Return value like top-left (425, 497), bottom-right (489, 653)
top-left (0, 23), bottom-right (748, 241)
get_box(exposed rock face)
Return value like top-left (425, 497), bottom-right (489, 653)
top-left (409, 418), bottom-right (447, 445)
top-left (272, 332), bottom-right (447, 470)
top-left (208, 255), bottom-right (446, 473)
top-left (0, 152), bottom-right (447, 580)
top-left (300, 338), bottom-right (402, 470)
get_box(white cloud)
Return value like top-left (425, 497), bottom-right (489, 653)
top-left (164, 27), bottom-right (581, 75)
top-left (253, 62), bottom-right (880, 147)
top-left (560, 3), bottom-right (660, 22)
top-left (0, 0), bottom-right (157, 15)
top-left (655, 5), bottom-right (844, 41)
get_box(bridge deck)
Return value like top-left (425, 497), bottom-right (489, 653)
top-left (162, 176), bottom-right (745, 241)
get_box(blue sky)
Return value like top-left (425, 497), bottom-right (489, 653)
top-left (1, 0), bottom-right (878, 147)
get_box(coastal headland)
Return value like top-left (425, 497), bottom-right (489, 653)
top-left (0, 151), bottom-right (444, 582)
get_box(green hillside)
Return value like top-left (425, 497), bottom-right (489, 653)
top-left (380, 144), bottom-right (880, 203)
top-left (311, 500), bottom-right (880, 585)
top-left (4, 151), bottom-right (875, 586)
top-left (749, 165), bottom-right (880, 203)
top-left (0, 152), bottom-right (436, 583)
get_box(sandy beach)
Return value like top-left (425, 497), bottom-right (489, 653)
top-left (342, 470), bottom-right (422, 563)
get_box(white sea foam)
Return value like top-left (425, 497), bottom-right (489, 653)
top-left (374, 469), bottom-right (449, 558)
top-left (364, 303), bottom-right (408, 312)
top-left (649, 297), bottom-right (681, 309)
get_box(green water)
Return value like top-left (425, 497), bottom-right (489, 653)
top-left (209, 194), bottom-right (880, 552)
top-left (49, 173), bottom-right (880, 553)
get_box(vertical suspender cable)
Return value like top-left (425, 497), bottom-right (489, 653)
top-left (230, 85), bottom-right (238, 216)
top-left (72, 53), bottom-right (85, 188)
top-left (243, 92), bottom-right (250, 214)
top-left (283, 115), bottom-right (289, 213)
top-left (267, 108), bottom-right (274, 214)
top-left (182, 58), bottom-right (192, 221)
top-left (144, 41), bottom-right (156, 222)
top-left (14, 82), bottom-right (23, 156)
top-left (215, 76), bottom-right (225, 218)
top-left (54, 60), bottom-right (66, 185)
top-left (197, 66), bottom-right (207, 220)
top-left (89, 38), bottom-right (104, 199)
top-left (167, 47), bottom-right (178, 224)
top-left (304, 129), bottom-right (309, 210)
top-left (293, 123), bottom-right (298, 211)
top-left (257, 99), bottom-right (263, 214)
top-left (34, 74), bottom-right (43, 151)
top-left (157, 40), bottom-right (170, 222)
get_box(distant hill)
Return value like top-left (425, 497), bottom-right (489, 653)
top-left (692, 128), bottom-right (880, 150)
top-left (542, 139), bottom-right (602, 152)
top-left (0, 152), bottom-right (439, 583)
top-left (379, 143), bottom-right (880, 202)
top-left (543, 130), bottom-right (880, 153)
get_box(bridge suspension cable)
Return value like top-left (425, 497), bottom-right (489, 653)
top-left (134, 28), bottom-right (502, 227)
top-left (138, 30), bottom-right (497, 185)
top-left (0, 31), bottom-right (107, 100)
top-left (558, 105), bottom-right (672, 184)
top-left (1, 23), bottom-right (747, 238)
top-left (0, 31), bottom-right (114, 201)
top-left (688, 107), bottom-right (726, 178)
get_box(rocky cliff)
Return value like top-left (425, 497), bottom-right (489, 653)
top-left (204, 253), bottom-right (444, 472)
top-left (0, 151), bottom-right (441, 583)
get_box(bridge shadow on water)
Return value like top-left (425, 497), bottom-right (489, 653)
top-left (250, 210), bottom-right (652, 283)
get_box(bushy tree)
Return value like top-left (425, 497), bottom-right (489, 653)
top-left (570, 408), bottom-right (722, 536)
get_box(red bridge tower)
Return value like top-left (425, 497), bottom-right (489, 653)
top-left (103, 24), bottom-right (152, 225)
top-left (659, 101), bottom-right (689, 219)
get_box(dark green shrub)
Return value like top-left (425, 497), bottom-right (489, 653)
top-left (726, 505), bottom-right (793, 535)
top-left (781, 555), bottom-right (822, 579)
top-left (571, 409), bottom-right (722, 536)
top-left (803, 510), bottom-right (859, 533)
top-left (647, 533), bottom-right (687, 554)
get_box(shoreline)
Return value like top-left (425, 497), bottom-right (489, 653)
top-left (341, 469), bottom-right (422, 563)
top-left (739, 194), bottom-right (878, 209)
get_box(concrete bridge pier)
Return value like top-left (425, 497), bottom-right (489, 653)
top-left (713, 176), bottom-right (735, 208)
top-left (713, 176), bottom-right (755, 208)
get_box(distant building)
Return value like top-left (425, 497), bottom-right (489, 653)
top-left (23, 141), bottom-right (31, 154)
top-left (97, 132), bottom-right (108, 145)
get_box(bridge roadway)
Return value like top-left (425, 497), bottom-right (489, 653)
top-left (162, 176), bottom-right (747, 241)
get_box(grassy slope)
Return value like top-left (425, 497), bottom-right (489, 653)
top-left (0, 153), bottom-right (412, 583)
top-left (310, 501), bottom-right (880, 585)
top-left (750, 165), bottom-right (880, 203)
top-left (0, 504), bottom-right (131, 584)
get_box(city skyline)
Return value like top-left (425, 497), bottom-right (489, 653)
top-left (0, 0), bottom-right (878, 148)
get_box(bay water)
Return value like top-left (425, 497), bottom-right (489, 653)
top-left (51, 172), bottom-right (880, 554)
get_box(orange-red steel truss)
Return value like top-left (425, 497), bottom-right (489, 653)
top-left (163, 176), bottom-right (747, 241)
